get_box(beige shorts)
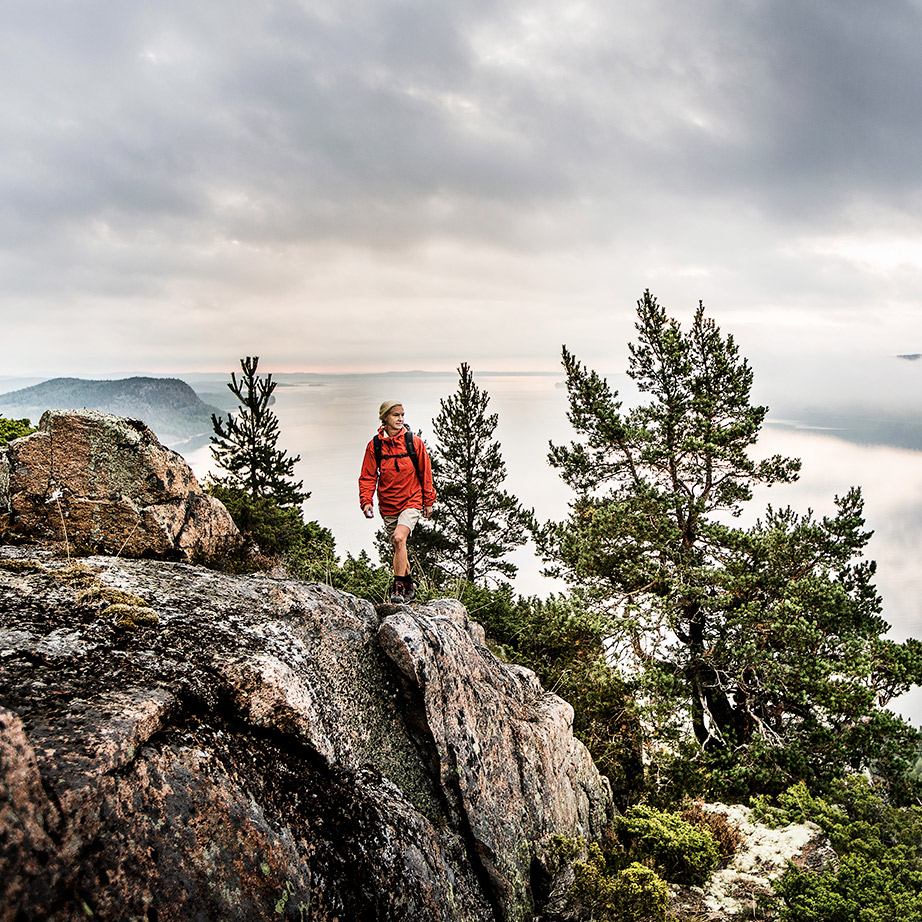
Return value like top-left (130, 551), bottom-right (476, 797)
top-left (383, 508), bottom-right (422, 539)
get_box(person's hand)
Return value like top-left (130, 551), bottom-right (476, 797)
top-left (423, 506), bottom-right (433, 518)
top-left (363, 504), bottom-right (374, 519)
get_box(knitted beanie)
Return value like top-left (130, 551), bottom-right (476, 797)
top-left (379, 400), bottom-right (403, 423)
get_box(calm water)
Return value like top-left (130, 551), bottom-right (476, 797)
top-left (185, 370), bottom-right (922, 725)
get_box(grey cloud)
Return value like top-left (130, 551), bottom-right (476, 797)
top-left (4, 1), bottom-right (569, 253)
top-left (10, 0), bottom-right (922, 252)
top-left (645, 1), bottom-right (922, 219)
top-left (4, 0), bottom-right (922, 367)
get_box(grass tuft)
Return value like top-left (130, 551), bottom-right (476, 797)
top-left (108, 603), bottom-right (161, 630)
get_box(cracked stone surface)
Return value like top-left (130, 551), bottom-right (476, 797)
top-left (0, 549), bottom-right (614, 922)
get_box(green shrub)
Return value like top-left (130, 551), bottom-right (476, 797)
top-left (206, 484), bottom-right (311, 558)
top-left (204, 480), bottom-right (407, 601)
top-left (317, 550), bottom-right (395, 603)
top-left (204, 483), bottom-right (342, 583)
top-left (774, 853), bottom-right (922, 922)
top-left (761, 778), bottom-right (922, 922)
top-left (909, 751), bottom-right (922, 785)
top-left (645, 711), bottom-right (922, 808)
top-left (285, 519), bottom-right (339, 579)
top-left (569, 844), bottom-right (668, 922)
top-left (543, 834), bottom-right (584, 875)
top-left (0, 415), bottom-right (34, 446)
top-left (615, 804), bottom-right (720, 886)
top-left (610, 863), bottom-right (669, 922)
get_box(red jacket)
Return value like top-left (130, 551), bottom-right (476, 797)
top-left (359, 426), bottom-right (437, 516)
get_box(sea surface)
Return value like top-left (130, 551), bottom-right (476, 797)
top-left (179, 366), bottom-right (922, 725)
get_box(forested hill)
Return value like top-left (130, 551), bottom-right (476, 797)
top-left (0, 376), bottom-right (222, 451)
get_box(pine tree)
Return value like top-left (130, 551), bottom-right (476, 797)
top-left (536, 291), bottom-right (922, 797)
top-left (426, 362), bottom-right (530, 584)
top-left (209, 356), bottom-right (307, 507)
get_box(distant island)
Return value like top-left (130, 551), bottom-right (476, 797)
top-left (0, 377), bottom-right (223, 452)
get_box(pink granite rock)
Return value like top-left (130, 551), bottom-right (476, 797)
top-left (378, 599), bottom-right (615, 920)
top-left (1, 410), bottom-right (240, 561)
top-left (2, 553), bottom-right (618, 921)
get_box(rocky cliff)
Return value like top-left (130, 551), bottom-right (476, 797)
top-left (0, 549), bottom-right (614, 922)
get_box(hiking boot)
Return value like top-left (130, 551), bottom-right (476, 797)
top-left (403, 579), bottom-right (416, 603)
top-left (389, 580), bottom-right (405, 604)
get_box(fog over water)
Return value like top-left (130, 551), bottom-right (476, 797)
top-left (182, 363), bottom-right (922, 725)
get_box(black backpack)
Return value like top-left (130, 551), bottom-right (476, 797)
top-left (373, 425), bottom-right (424, 486)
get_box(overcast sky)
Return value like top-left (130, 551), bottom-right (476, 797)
top-left (4, 0), bottom-right (922, 380)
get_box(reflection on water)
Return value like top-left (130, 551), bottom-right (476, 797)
top-left (185, 371), bottom-right (922, 725)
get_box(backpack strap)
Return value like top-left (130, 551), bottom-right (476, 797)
top-left (373, 426), bottom-right (424, 487)
top-left (403, 426), bottom-right (424, 485)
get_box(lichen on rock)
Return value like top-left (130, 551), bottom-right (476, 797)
top-left (0, 549), bottom-right (616, 922)
top-left (667, 803), bottom-right (835, 919)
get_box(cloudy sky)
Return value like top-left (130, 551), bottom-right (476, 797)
top-left (4, 0), bottom-right (922, 378)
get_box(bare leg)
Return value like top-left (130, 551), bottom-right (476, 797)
top-left (392, 524), bottom-right (411, 578)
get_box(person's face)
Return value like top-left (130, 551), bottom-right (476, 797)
top-left (385, 406), bottom-right (405, 434)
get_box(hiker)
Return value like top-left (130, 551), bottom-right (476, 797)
top-left (359, 400), bottom-right (436, 603)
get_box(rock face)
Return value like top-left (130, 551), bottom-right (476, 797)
top-left (0, 549), bottom-right (615, 922)
top-left (0, 410), bottom-right (241, 561)
top-left (379, 606), bottom-right (613, 915)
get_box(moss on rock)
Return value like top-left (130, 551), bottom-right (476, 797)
top-left (79, 585), bottom-right (151, 608)
top-left (52, 561), bottom-right (101, 587)
top-left (108, 603), bottom-right (161, 629)
top-left (0, 558), bottom-right (48, 573)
